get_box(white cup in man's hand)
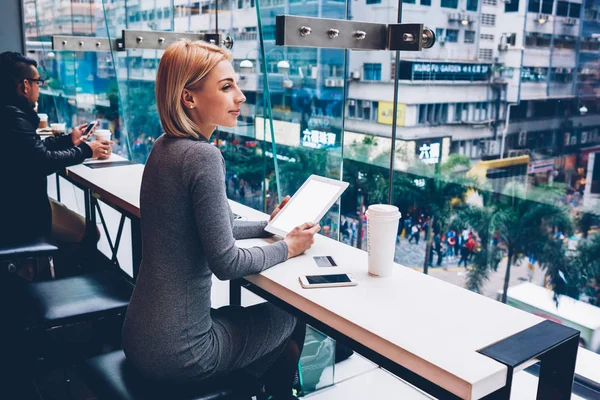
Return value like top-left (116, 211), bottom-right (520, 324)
top-left (94, 129), bottom-right (112, 142)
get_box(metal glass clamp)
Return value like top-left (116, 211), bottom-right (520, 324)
top-left (52, 30), bottom-right (234, 52)
top-left (276, 15), bottom-right (435, 51)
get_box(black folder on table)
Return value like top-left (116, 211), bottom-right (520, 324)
top-left (84, 160), bottom-right (137, 169)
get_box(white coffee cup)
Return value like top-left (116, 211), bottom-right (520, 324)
top-left (366, 204), bottom-right (401, 277)
top-left (38, 113), bottom-right (48, 129)
top-left (50, 122), bottom-right (66, 133)
top-left (94, 129), bottom-right (112, 142)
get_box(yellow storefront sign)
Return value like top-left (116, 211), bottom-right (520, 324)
top-left (378, 102), bottom-right (406, 126)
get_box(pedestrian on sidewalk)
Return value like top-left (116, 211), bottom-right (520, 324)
top-left (458, 243), bottom-right (469, 268)
top-left (430, 232), bottom-right (443, 267)
top-left (447, 234), bottom-right (456, 260)
top-left (466, 234), bottom-right (476, 261)
top-left (408, 223), bottom-right (420, 245)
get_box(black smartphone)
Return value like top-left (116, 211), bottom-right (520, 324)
top-left (83, 120), bottom-right (98, 136)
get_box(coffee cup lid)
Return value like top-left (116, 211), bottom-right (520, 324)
top-left (366, 204), bottom-right (401, 218)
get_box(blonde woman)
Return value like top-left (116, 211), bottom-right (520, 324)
top-left (122, 40), bottom-right (319, 400)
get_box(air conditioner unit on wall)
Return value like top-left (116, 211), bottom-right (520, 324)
top-left (563, 17), bottom-right (577, 26)
top-left (498, 34), bottom-right (508, 51)
top-left (350, 71), bottom-right (361, 80)
top-left (536, 13), bottom-right (550, 23)
top-left (325, 78), bottom-right (336, 87)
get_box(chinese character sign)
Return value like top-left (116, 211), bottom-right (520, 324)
top-left (301, 129), bottom-right (337, 149)
top-left (417, 141), bottom-right (442, 165)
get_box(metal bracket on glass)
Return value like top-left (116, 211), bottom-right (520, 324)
top-left (51, 31), bottom-right (234, 53)
top-left (388, 23), bottom-right (436, 51)
top-left (120, 30), bottom-right (234, 50)
top-left (52, 35), bottom-right (119, 52)
top-left (275, 15), bottom-right (435, 51)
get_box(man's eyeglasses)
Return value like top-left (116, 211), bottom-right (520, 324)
top-left (24, 77), bottom-right (46, 86)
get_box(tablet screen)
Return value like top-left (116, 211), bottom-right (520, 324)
top-left (268, 179), bottom-right (341, 234)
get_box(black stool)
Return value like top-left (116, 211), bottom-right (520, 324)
top-left (23, 270), bottom-right (132, 328)
top-left (80, 350), bottom-right (264, 400)
top-left (23, 270), bottom-right (132, 395)
top-left (0, 237), bottom-right (59, 279)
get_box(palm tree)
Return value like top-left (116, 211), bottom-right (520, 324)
top-left (454, 206), bottom-right (503, 294)
top-left (459, 184), bottom-right (572, 303)
top-left (542, 233), bottom-right (600, 306)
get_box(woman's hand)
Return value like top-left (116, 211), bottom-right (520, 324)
top-left (283, 222), bottom-right (321, 259)
top-left (269, 195), bottom-right (290, 222)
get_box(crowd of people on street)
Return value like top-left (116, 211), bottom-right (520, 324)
top-left (398, 213), bottom-right (482, 268)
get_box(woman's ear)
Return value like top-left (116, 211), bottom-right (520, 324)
top-left (181, 89), bottom-right (196, 109)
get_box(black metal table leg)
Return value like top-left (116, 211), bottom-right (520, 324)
top-left (230, 279), bottom-right (242, 306)
top-left (479, 320), bottom-right (580, 400)
top-left (536, 334), bottom-right (579, 400)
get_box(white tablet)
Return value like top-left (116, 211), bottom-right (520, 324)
top-left (265, 175), bottom-right (349, 237)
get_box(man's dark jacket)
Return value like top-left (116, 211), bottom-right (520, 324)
top-left (0, 96), bottom-right (92, 243)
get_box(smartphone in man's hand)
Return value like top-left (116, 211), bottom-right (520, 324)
top-left (83, 120), bottom-right (98, 137)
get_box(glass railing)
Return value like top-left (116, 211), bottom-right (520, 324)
top-left (23, 0), bottom-right (600, 386)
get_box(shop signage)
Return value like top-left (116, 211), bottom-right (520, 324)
top-left (528, 160), bottom-right (555, 174)
top-left (413, 63), bottom-right (489, 75)
top-left (301, 129), bottom-right (337, 149)
top-left (377, 102), bottom-right (406, 126)
top-left (401, 61), bottom-right (491, 81)
top-left (416, 139), bottom-right (442, 165)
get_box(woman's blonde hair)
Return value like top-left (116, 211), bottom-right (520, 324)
top-left (155, 39), bottom-right (232, 139)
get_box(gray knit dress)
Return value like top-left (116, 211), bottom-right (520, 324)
top-left (122, 134), bottom-right (297, 383)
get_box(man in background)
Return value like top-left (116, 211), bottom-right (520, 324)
top-left (0, 51), bottom-right (112, 245)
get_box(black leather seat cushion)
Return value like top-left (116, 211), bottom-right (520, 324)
top-left (80, 350), bottom-right (263, 400)
top-left (23, 270), bottom-right (132, 326)
top-left (0, 237), bottom-right (59, 261)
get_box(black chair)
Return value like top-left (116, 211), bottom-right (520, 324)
top-left (79, 350), bottom-right (265, 400)
top-left (0, 237), bottom-right (59, 279)
top-left (23, 270), bottom-right (132, 329)
top-left (22, 270), bottom-right (133, 395)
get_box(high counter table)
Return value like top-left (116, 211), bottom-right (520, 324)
top-left (62, 159), bottom-right (580, 400)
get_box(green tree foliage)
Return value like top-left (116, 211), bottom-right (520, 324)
top-left (395, 155), bottom-right (477, 273)
top-left (543, 234), bottom-right (600, 306)
top-left (459, 184), bottom-right (573, 303)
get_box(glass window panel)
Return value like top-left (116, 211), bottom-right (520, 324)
top-left (467, 0), bottom-right (478, 11)
top-left (465, 30), bottom-right (475, 43)
top-left (541, 0), bottom-right (554, 13)
top-left (504, 0), bottom-right (519, 12)
top-left (557, 1), bottom-right (569, 16)
top-left (21, 0), bottom-right (600, 386)
top-left (446, 29), bottom-right (459, 42)
top-left (364, 63), bottom-right (382, 81)
top-left (441, 0), bottom-right (459, 8)
top-left (569, 3), bottom-right (581, 18)
top-left (528, 0), bottom-right (541, 12)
